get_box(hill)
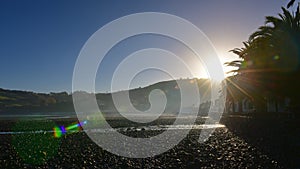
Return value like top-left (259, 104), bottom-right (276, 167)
top-left (0, 78), bottom-right (214, 114)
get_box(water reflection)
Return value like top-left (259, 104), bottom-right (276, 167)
top-left (0, 124), bottom-right (225, 135)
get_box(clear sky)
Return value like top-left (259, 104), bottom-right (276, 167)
top-left (0, 0), bottom-right (288, 93)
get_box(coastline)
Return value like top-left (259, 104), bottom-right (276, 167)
top-left (1, 115), bottom-right (298, 168)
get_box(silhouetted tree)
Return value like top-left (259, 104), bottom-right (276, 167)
top-left (226, 5), bottom-right (300, 112)
top-left (287, 0), bottom-right (297, 8)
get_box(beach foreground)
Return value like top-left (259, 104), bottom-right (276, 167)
top-left (0, 116), bottom-right (298, 168)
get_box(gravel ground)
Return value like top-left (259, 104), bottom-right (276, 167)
top-left (0, 118), bottom-right (287, 169)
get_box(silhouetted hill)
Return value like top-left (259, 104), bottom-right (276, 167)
top-left (0, 78), bottom-right (214, 114)
top-left (97, 78), bottom-right (213, 115)
top-left (0, 89), bottom-right (74, 113)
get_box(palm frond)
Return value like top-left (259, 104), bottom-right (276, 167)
top-left (224, 60), bottom-right (243, 68)
top-left (287, 0), bottom-right (296, 8)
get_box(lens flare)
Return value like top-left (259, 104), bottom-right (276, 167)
top-left (53, 120), bottom-right (87, 138)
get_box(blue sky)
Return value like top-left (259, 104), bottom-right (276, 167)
top-left (0, 0), bottom-right (288, 93)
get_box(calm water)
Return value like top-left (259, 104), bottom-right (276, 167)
top-left (0, 112), bottom-right (77, 120)
top-left (0, 112), bottom-right (224, 135)
top-left (0, 124), bottom-right (224, 135)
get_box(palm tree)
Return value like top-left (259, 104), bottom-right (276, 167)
top-left (287, 0), bottom-right (297, 8)
top-left (249, 6), bottom-right (300, 89)
top-left (226, 5), bottom-right (300, 112)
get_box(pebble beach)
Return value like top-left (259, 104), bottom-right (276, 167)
top-left (1, 115), bottom-right (298, 169)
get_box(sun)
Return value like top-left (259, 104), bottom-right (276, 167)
top-left (216, 51), bottom-right (240, 78)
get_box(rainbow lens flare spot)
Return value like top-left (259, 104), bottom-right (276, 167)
top-left (53, 120), bottom-right (87, 138)
top-left (53, 126), bottom-right (62, 138)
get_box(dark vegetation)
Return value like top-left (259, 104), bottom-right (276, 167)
top-left (0, 88), bottom-right (74, 113)
top-left (225, 2), bottom-right (300, 113)
top-left (220, 2), bottom-right (300, 167)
